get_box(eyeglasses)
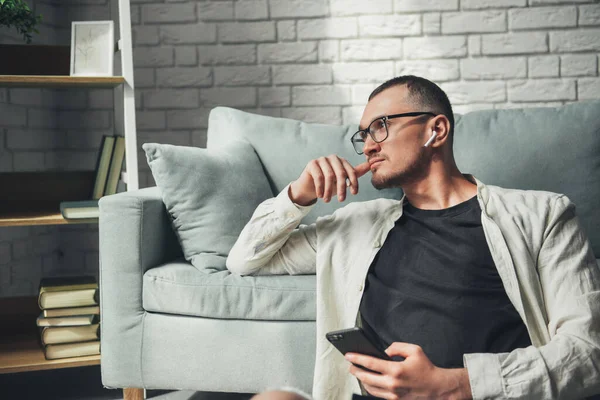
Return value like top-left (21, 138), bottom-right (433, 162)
top-left (350, 112), bottom-right (438, 154)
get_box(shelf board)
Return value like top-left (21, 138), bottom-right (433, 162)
top-left (0, 171), bottom-right (97, 227)
top-left (0, 211), bottom-right (97, 227)
top-left (0, 297), bottom-right (100, 374)
top-left (0, 75), bottom-right (125, 88)
top-left (0, 331), bottom-right (101, 374)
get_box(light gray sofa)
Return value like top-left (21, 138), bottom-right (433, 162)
top-left (99, 101), bottom-right (600, 397)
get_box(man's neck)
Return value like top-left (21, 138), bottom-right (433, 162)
top-left (402, 169), bottom-right (477, 210)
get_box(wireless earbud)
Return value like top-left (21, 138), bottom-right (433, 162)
top-left (423, 130), bottom-right (437, 147)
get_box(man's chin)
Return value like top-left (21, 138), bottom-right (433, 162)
top-left (371, 176), bottom-right (396, 190)
top-left (371, 171), bottom-right (411, 190)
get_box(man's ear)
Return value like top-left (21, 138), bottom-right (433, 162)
top-left (428, 115), bottom-right (450, 147)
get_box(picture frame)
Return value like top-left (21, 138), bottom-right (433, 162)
top-left (70, 21), bottom-right (114, 77)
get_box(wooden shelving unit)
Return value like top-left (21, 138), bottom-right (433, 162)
top-left (0, 330), bottom-right (101, 373)
top-left (0, 171), bottom-right (97, 228)
top-left (0, 296), bottom-right (100, 374)
top-left (0, 211), bottom-right (97, 227)
top-left (0, 75), bottom-right (125, 88)
top-left (0, 0), bottom-right (138, 382)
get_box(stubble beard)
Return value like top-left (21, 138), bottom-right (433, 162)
top-left (371, 150), bottom-right (430, 190)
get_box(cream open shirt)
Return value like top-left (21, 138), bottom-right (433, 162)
top-left (227, 176), bottom-right (600, 400)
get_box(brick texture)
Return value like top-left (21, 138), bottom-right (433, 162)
top-left (442, 11), bottom-right (506, 34)
top-left (509, 7), bottom-right (576, 30)
top-left (1, 0), bottom-right (600, 297)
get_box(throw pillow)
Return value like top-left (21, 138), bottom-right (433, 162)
top-left (143, 141), bottom-right (273, 271)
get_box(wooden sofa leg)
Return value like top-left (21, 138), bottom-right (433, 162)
top-left (123, 388), bottom-right (145, 400)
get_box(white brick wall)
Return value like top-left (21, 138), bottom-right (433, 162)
top-left (359, 15), bottom-right (421, 37)
top-left (258, 42), bottom-right (318, 63)
top-left (1, 0), bottom-right (600, 297)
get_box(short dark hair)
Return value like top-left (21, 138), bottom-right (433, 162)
top-left (369, 75), bottom-right (454, 142)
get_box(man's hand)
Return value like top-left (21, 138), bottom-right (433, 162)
top-left (289, 155), bottom-right (371, 206)
top-left (346, 342), bottom-right (472, 400)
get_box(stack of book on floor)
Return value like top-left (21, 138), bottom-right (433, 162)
top-left (36, 276), bottom-right (100, 360)
top-left (60, 134), bottom-right (126, 221)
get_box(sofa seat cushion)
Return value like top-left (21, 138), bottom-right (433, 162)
top-left (143, 260), bottom-right (316, 321)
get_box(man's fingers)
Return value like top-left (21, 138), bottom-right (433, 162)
top-left (341, 159), bottom-right (358, 196)
top-left (363, 382), bottom-right (409, 400)
top-left (327, 156), bottom-right (351, 202)
top-left (385, 342), bottom-right (422, 359)
top-left (348, 363), bottom-right (396, 397)
top-left (355, 161), bottom-right (371, 178)
top-left (361, 384), bottom-right (393, 400)
top-left (346, 353), bottom-right (386, 374)
top-left (317, 158), bottom-right (336, 202)
top-left (306, 156), bottom-right (370, 204)
top-left (307, 162), bottom-right (324, 199)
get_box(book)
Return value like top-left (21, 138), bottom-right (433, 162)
top-left (37, 312), bottom-right (99, 327)
top-left (59, 200), bottom-right (99, 220)
top-left (40, 323), bottom-right (100, 345)
top-left (104, 136), bottom-right (125, 196)
top-left (44, 340), bottom-right (100, 360)
top-left (116, 179), bottom-right (127, 193)
top-left (38, 276), bottom-right (99, 309)
top-left (43, 305), bottom-right (100, 318)
top-left (92, 135), bottom-right (116, 200)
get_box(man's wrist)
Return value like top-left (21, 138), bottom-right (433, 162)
top-left (288, 182), bottom-right (317, 207)
top-left (438, 368), bottom-right (472, 400)
top-left (451, 368), bottom-right (472, 400)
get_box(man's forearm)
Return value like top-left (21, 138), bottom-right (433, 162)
top-left (227, 183), bottom-right (318, 276)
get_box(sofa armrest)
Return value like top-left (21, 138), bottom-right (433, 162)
top-left (99, 186), bottom-right (182, 388)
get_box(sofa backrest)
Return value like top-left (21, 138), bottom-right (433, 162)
top-left (207, 100), bottom-right (600, 257)
top-left (207, 107), bottom-right (403, 225)
top-left (452, 101), bottom-right (600, 257)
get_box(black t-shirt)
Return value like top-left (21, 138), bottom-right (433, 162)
top-left (359, 195), bottom-right (531, 369)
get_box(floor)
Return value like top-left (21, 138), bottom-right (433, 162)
top-left (0, 366), bottom-right (255, 400)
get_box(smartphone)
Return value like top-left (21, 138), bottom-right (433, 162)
top-left (326, 327), bottom-right (393, 362)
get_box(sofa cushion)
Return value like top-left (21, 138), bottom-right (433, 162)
top-left (143, 142), bottom-right (273, 271)
top-left (143, 260), bottom-right (316, 321)
top-left (208, 101), bottom-right (600, 256)
top-left (206, 107), bottom-right (403, 225)
top-left (453, 100), bottom-right (600, 256)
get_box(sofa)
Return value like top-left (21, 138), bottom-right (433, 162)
top-left (99, 100), bottom-right (600, 397)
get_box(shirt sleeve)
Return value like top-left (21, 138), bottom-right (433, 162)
top-left (464, 195), bottom-right (600, 399)
top-left (226, 183), bottom-right (318, 276)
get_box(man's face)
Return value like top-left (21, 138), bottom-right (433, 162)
top-left (359, 85), bottom-right (432, 190)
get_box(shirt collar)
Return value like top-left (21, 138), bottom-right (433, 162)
top-left (389, 173), bottom-right (488, 217)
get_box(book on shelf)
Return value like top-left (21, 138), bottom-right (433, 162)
top-left (39, 323), bottom-right (100, 345)
top-left (92, 135), bottom-right (116, 200)
top-left (44, 340), bottom-right (100, 360)
top-left (104, 135), bottom-right (125, 196)
top-left (38, 276), bottom-right (99, 310)
top-left (117, 179), bottom-right (127, 193)
top-left (59, 135), bottom-right (125, 219)
top-left (59, 200), bottom-right (99, 220)
top-left (43, 305), bottom-right (100, 318)
top-left (37, 313), bottom-right (99, 327)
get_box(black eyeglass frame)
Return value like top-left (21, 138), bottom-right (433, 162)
top-left (350, 111), bottom-right (438, 155)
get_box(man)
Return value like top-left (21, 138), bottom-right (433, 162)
top-left (227, 76), bottom-right (600, 400)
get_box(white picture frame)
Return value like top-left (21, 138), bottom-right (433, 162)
top-left (70, 21), bottom-right (114, 77)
